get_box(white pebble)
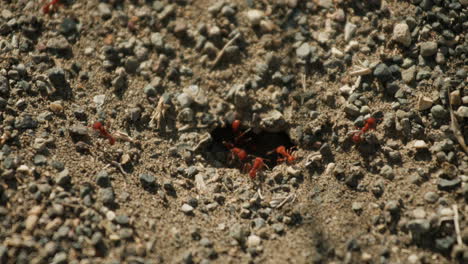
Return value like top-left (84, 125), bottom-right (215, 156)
top-left (247, 235), bottom-right (261, 247)
top-left (246, 10), bottom-right (264, 26)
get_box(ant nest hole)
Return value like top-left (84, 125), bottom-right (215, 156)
top-left (205, 121), bottom-right (296, 172)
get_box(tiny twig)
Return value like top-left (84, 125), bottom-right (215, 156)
top-left (453, 204), bottom-right (462, 246)
top-left (276, 193), bottom-right (296, 209)
top-left (447, 86), bottom-right (468, 154)
top-left (111, 161), bottom-right (127, 175)
top-left (210, 33), bottom-right (240, 70)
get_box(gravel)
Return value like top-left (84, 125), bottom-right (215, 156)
top-left (0, 1), bottom-right (467, 263)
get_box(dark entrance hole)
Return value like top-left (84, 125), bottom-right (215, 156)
top-left (206, 122), bottom-right (295, 171)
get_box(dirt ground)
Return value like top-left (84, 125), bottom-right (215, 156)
top-left (1, 0), bottom-right (468, 263)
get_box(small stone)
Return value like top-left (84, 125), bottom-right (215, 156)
top-left (200, 238), bottom-right (213, 247)
top-left (98, 3), bottom-right (112, 19)
top-left (177, 93), bottom-right (193, 108)
top-left (106, 211), bottom-right (116, 221)
top-left (385, 200), bottom-right (400, 213)
top-left (420, 41), bottom-right (438, 57)
top-left (373, 63), bottom-right (392, 81)
top-left (55, 168), bottom-right (71, 187)
top-left (59, 18), bottom-right (77, 35)
top-left (392, 23), bottom-right (411, 47)
top-left (380, 165), bottom-right (394, 180)
top-left (401, 66), bottom-right (416, 84)
top-left (230, 224), bottom-right (247, 243)
top-left (272, 223), bottom-right (285, 234)
top-left (95, 170), bottom-right (110, 187)
top-left (435, 236), bottom-right (455, 253)
top-left (457, 106), bottom-right (468, 118)
top-left (139, 173), bottom-right (156, 190)
top-left (52, 251), bottom-right (67, 264)
top-left (417, 96), bottom-right (433, 111)
top-left (25, 214), bottom-right (39, 231)
top-left (246, 9), bottom-right (264, 26)
top-left (407, 219), bottom-right (430, 236)
top-left (431, 105), bottom-right (448, 120)
top-left (352, 202), bottom-right (363, 213)
top-left (344, 22), bottom-right (357, 42)
top-left (296, 43), bottom-right (311, 59)
top-left (438, 178), bottom-right (461, 191)
top-left (144, 84), bottom-right (157, 97)
top-left (98, 188), bottom-right (115, 204)
top-left (33, 155), bottom-right (48, 166)
top-left (181, 204), bottom-right (194, 214)
top-left (412, 207), bottom-right (426, 219)
top-left (413, 140), bottom-right (428, 149)
top-left (247, 235), bottom-right (261, 247)
top-left (450, 90), bottom-right (461, 105)
top-left (115, 214), bottom-right (130, 225)
top-left (119, 228), bottom-right (133, 240)
top-left (150, 33), bottom-right (164, 50)
top-left (46, 36), bottom-right (72, 55)
top-left (344, 104), bottom-right (360, 116)
top-left (14, 115), bottom-right (38, 129)
top-left (423, 192), bottom-right (438, 203)
top-left (124, 57), bottom-right (139, 74)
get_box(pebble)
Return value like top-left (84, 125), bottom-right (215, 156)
top-left (247, 235), bottom-right (261, 247)
top-left (246, 9), bottom-right (264, 26)
top-left (272, 223), bottom-right (285, 234)
top-left (438, 178), bottom-right (461, 191)
top-left (139, 173), bottom-right (156, 190)
top-left (177, 93), bottom-right (193, 108)
top-left (373, 63), bottom-right (392, 81)
top-left (55, 168), bottom-right (71, 187)
top-left (407, 219), bottom-right (430, 237)
top-left (25, 214), bottom-right (39, 231)
top-left (420, 41), bottom-right (438, 57)
top-left (200, 238), bottom-right (213, 247)
top-left (98, 188), bottom-right (115, 204)
top-left (417, 96), bottom-right (433, 111)
top-left (344, 22), bottom-right (357, 42)
top-left (296, 43), bottom-right (311, 59)
top-left (98, 3), bottom-right (112, 19)
top-left (393, 23), bottom-right (411, 47)
top-left (413, 140), bottom-right (428, 149)
top-left (144, 84), bottom-right (157, 97)
top-left (95, 170), bottom-right (110, 187)
top-left (457, 106), bottom-right (468, 118)
top-left (430, 105), bottom-right (448, 120)
top-left (51, 251), bottom-right (68, 264)
top-left (449, 90), bottom-right (461, 105)
top-left (423, 192), bottom-right (439, 203)
top-left (230, 224), bottom-right (247, 243)
top-left (115, 214), bottom-right (130, 225)
top-left (352, 202), bottom-right (363, 213)
top-left (412, 207), bottom-right (426, 219)
top-left (181, 204), bottom-right (194, 214)
top-left (401, 66), bottom-right (416, 83)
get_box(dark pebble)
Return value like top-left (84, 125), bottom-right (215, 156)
top-left (55, 168), bottom-right (71, 187)
top-left (96, 170), bottom-right (111, 187)
top-left (139, 173), bottom-right (157, 190)
top-left (373, 63), bottom-right (392, 81)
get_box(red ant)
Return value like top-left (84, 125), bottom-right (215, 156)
top-left (223, 142), bottom-right (248, 162)
top-left (275, 146), bottom-right (297, 164)
top-left (248, 157), bottom-right (267, 180)
top-left (351, 117), bottom-right (380, 143)
top-left (92, 121), bottom-right (115, 145)
top-left (267, 145), bottom-right (296, 164)
top-left (42, 0), bottom-right (61, 14)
